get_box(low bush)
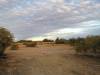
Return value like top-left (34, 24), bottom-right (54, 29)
top-left (68, 36), bottom-right (100, 56)
top-left (11, 44), bottom-right (19, 50)
top-left (24, 42), bottom-right (37, 47)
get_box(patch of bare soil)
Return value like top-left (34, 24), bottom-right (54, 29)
top-left (0, 44), bottom-right (99, 75)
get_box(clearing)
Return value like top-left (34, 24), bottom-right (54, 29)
top-left (0, 44), bottom-right (100, 75)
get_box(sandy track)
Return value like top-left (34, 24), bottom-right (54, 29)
top-left (0, 44), bottom-right (100, 75)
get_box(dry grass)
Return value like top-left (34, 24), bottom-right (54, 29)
top-left (0, 44), bottom-right (99, 75)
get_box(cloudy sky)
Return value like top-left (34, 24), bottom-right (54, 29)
top-left (0, 0), bottom-right (100, 40)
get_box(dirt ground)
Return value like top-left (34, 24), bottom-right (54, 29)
top-left (0, 44), bottom-right (100, 75)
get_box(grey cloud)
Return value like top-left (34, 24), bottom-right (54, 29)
top-left (0, 0), bottom-right (100, 40)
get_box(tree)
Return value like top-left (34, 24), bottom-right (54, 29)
top-left (55, 37), bottom-right (67, 44)
top-left (43, 39), bottom-right (54, 42)
top-left (0, 27), bottom-right (13, 56)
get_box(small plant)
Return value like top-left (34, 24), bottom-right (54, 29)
top-left (24, 42), bottom-right (37, 47)
top-left (11, 44), bottom-right (19, 50)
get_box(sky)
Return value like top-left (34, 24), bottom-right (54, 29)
top-left (0, 0), bottom-right (100, 41)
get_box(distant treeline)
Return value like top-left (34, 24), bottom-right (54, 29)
top-left (43, 39), bottom-right (54, 42)
top-left (41, 36), bottom-right (100, 56)
top-left (42, 38), bottom-right (67, 44)
top-left (17, 36), bottom-right (100, 56)
top-left (53, 36), bottom-right (100, 56)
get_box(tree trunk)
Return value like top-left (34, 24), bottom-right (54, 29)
top-left (0, 43), bottom-right (6, 56)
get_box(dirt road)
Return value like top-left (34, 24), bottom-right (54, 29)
top-left (0, 44), bottom-right (100, 75)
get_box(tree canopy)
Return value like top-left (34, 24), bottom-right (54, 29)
top-left (0, 27), bottom-right (13, 55)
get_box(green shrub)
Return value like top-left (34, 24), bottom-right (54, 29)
top-left (0, 27), bottom-right (13, 55)
top-left (68, 36), bottom-right (100, 56)
top-left (55, 38), bottom-right (67, 44)
top-left (43, 39), bottom-right (54, 42)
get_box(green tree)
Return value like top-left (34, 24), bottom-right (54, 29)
top-left (0, 27), bottom-right (13, 56)
top-left (43, 39), bottom-right (54, 42)
top-left (55, 37), bottom-right (67, 44)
